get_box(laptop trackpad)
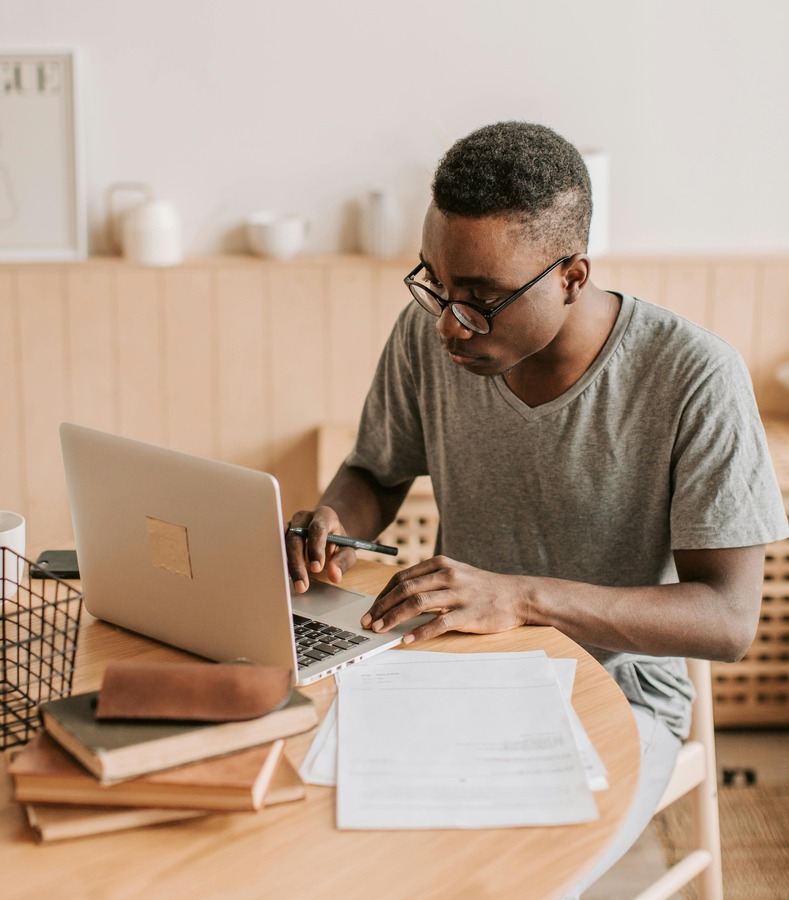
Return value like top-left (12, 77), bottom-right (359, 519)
top-left (293, 580), bottom-right (369, 618)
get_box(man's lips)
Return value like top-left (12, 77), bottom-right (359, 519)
top-left (443, 344), bottom-right (482, 364)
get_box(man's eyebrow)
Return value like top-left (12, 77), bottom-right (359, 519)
top-left (419, 253), bottom-right (442, 281)
top-left (418, 253), bottom-right (511, 289)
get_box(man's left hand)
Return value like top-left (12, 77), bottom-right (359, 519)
top-left (360, 556), bottom-right (528, 643)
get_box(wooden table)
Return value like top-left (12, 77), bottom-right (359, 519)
top-left (1, 561), bottom-right (640, 900)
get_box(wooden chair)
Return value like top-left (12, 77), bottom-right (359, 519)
top-left (633, 658), bottom-right (724, 900)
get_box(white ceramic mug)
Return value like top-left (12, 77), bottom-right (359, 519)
top-left (246, 212), bottom-right (309, 261)
top-left (0, 510), bottom-right (25, 599)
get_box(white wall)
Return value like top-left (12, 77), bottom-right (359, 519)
top-left (1, 0), bottom-right (787, 257)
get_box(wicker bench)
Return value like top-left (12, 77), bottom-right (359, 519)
top-left (711, 417), bottom-right (789, 727)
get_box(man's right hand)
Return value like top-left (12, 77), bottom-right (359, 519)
top-left (285, 506), bottom-right (358, 593)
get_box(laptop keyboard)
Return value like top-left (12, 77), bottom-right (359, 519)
top-left (292, 613), bottom-right (371, 669)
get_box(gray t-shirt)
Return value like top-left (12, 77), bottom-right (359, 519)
top-left (347, 294), bottom-right (789, 738)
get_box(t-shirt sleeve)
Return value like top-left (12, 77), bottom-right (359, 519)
top-left (670, 352), bottom-right (789, 549)
top-left (345, 306), bottom-right (430, 486)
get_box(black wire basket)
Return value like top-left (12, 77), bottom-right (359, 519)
top-left (1, 548), bottom-right (83, 750)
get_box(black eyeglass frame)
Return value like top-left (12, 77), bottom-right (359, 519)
top-left (404, 254), bottom-right (572, 334)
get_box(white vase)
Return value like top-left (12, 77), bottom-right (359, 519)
top-left (359, 189), bottom-right (403, 259)
top-left (581, 151), bottom-right (610, 258)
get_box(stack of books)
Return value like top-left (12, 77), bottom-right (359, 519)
top-left (6, 672), bottom-right (318, 842)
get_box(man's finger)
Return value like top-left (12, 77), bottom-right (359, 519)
top-left (400, 611), bottom-right (458, 645)
top-left (368, 588), bottom-right (455, 633)
top-left (285, 527), bottom-right (312, 592)
top-left (325, 547), bottom-right (356, 584)
top-left (374, 556), bottom-right (448, 601)
top-left (362, 561), bottom-right (451, 627)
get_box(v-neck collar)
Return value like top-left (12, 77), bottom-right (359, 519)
top-left (493, 293), bottom-right (635, 422)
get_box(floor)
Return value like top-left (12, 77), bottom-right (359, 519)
top-left (584, 729), bottom-right (789, 899)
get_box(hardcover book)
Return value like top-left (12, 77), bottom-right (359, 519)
top-left (25, 804), bottom-right (205, 842)
top-left (17, 753), bottom-right (306, 842)
top-left (39, 687), bottom-right (317, 783)
top-left (10, 732), bottom-right (289, 811)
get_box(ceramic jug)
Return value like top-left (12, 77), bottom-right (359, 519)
top-left (105, 183), bottom-right (183, 266)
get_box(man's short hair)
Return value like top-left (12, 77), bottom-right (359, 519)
top-left (432, 122), bottom-right (592, 255)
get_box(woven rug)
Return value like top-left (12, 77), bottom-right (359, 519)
top-left (653, 783), bottom-right (789, 899)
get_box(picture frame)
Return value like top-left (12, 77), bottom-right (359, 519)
top-left (0, 50), bottom-right (86, 262)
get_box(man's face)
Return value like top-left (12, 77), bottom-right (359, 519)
top-left (419, 205), bottom-right (573, 377)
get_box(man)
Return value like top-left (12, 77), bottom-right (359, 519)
top-left (286, 122), bottom-right (788, 893)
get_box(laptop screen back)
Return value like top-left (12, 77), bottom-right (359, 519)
top-left (60, 423), bottom-right (297, 670)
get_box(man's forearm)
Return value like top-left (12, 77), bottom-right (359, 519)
top-left (522, 572), bottom-right (761, 663)
top-left (360, 546), bottom-right (764, 658)
top-left (319, 464), bottom-right (411, 542)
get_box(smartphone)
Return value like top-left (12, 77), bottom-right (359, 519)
top-left (30, 549), bottom-right (80, 579)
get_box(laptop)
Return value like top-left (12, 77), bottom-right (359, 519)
top-left (60, 423), bottom-right (423, 685)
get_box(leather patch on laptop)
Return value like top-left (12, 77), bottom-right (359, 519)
top-left (146, 516), bottom-right (193, 579)
top-left (96, 661), bottom-right (293, 722)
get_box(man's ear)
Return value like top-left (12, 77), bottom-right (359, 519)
top-left (563, 254), bottom-right (590, 304)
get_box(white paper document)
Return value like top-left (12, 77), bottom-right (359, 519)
top-left (300, 651), bottom-right (608, 793)
top-left (331, 651), bottom-right (600, 830)
top-left (300, 696), bottom-right (339, 787)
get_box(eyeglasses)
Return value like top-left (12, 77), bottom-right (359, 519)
top-left (404, 255), bottom-right (572, 335)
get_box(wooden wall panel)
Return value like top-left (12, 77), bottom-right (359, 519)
top-left (215, 266), bottom-right (271, 468)
top-left (66, 268), bottom-right (116, 432)
top-left (1, 254), bottom-right (787, 555)
top-left (708, 263), bottom-right (759, 370)
top-left (615, 263), bottom-right (665, 307)
top-left (115, 269), bottom-right (166, 445)
top-left (589, 261), bottom-right (618, 293)
top-left (162, 268), bottom-right (216, 458)
top-left (376, 262), bottom-right (410, 350)
top-left (15, 270), bottom-right (71, 547)
top-left (268, 265), bottom-right (328, 515)
top-left (755, 264), bottom-right (789, 415)
top-left (0, 271), bottom-right (26, 516)
top-left (326, 262), bottom-right (378, 425)
top-left (660, 263), bottom-right (710, 327)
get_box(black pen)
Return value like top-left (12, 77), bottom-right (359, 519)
top-left (287, 526), bottom-right (398, 556)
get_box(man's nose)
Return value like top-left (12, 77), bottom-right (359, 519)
top-left (436, 306), bottom-right (473, 340)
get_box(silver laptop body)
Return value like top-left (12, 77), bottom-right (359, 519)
top-left (60, 423), bottom-right (416, 685)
